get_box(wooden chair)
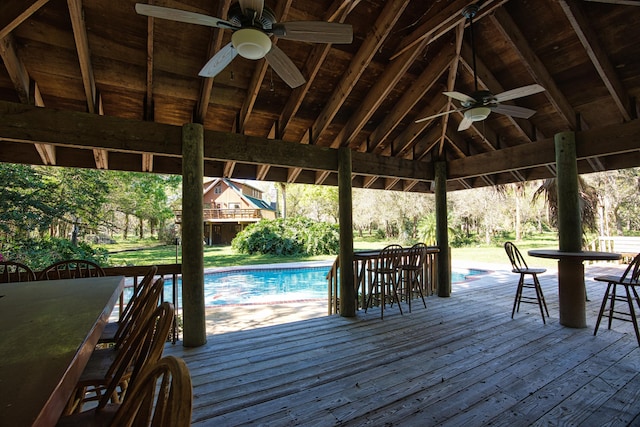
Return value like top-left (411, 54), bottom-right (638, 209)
top-left (63, 301), bottom-right (174, 414)
top-left (365, 244), bottom-right (404, 319)
top-left (504, 242), bottom-right (550, 324)
top-left (0, 260), bottom-right (36, 283)
top-left (38, 259), bottom-right (105, 280)
top-left (594, 252), bottom-right (640, 347)
top-left (99, 265), bottom-right (159, 344)
top-left (399, 243), bottom-right (428, 313)
top-left (57, 356), bottom-right (192, 427)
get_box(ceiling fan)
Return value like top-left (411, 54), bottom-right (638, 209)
top-left (135, 0), bottom-right (353, 88)
top-left (415, 4), bottom-right (545, 131)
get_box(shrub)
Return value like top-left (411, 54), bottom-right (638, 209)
top-left (232, 217), bottom-right (339, 256)
top-left (0, 237), bottom-right (109, 270)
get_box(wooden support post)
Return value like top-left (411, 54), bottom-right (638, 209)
top-left (555, 131), bottom-right (586, 328)
top-left (435, 161), bottom-right (451, 297)
top-left (338, 147), bottom-right (356, 317)
top-left (181, 123), bottom-right (206, 346)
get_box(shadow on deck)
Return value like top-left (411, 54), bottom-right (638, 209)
top-left (164, 262), bottom-right (640, 426)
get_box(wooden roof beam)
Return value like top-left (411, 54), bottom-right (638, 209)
top-left (491, 8), bottom-right (579, 130)
top-left (195, 0), bottom-right (231, 124)
top-left (365, 44), bottom-right (455, 154)
top-left (438, 21), bottom-right (465, 158)
top-left (0, 0), bottom-right (50, 40)
top-left (460, 43), bottom-right (542, 142)
top-left (68, 0), bottom-right (109, 169)
top-left (558, 0), bottom-right (633, 122)
top-left (331, 35), bottom-right (431, 149)
top-left (0, 34), bottom-right (55, 165)
top-left (391, 0), bottom-right (507, 60)
top-left (305, 0), bottom-right (410, 145)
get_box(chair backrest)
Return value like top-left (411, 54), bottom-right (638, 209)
top-left (504, 242), bottom-right (528, 272)
top-left (0, 261), bottom-right (36, 283)
top-left (114, 276), bottom-right (165, 349)
top-left (38, 259), bottom-right (105, 280)
top-left (98, 302), bottom-right (175, 410)
top-left (375, 244), bottom-right (404, 272)
top-left (115, 266), bottom-right (159, 331)
top-left (110, 356), bottom-right (192, 427)
top-left (619, 252), bottom-right (640, 283)
top-left (405, 243), bottom-right (427, 268)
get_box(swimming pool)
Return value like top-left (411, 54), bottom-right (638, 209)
top-left (156, 265), bottom-right (489, 306)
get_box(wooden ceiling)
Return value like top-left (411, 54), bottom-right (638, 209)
top-left (1, 0), bottom-right (639, 192)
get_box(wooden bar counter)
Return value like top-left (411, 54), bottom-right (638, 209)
top-left (0, 276), bottom-right (124, 426)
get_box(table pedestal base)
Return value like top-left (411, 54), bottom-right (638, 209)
top-left (557, 259), bottom-right (587, 328)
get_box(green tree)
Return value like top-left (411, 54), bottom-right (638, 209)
top-left (0, 164), bottom-right (64, 238)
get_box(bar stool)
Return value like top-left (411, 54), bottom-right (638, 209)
top-left (365, 244), bottom-right (404, 319)
top-left (399, 243), bottom-right (428, 312)
top-left (594, 252), bottom-right (640, 347)
top-left (504, 242), bottom-right (549, 323)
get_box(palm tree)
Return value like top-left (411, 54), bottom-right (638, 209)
top-left (533, 177), bottom-right (598, 234)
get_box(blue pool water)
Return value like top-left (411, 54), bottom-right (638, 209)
top-left (145, 265), bottom-right (488, 307)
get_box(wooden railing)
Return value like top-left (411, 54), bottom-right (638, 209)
top-left (327, 247), bottom-right (439, 315)
top-left (585, 236), bottom-right (640, 263)
top-left (175, 209), bottom-right (262, 223)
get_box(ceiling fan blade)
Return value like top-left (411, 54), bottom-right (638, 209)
top-left (135, 4), bottom-right (237, 29)
top-left (458, 115), bottom-right (474, 131)
top-left (415, 107), bottom-right (466, 123)
top-left (443, 91), bottom-right (475, 104)
top-left (239, 0), bottom-right (264, 18)
top-left (491, 104), bottom-right (537, 119)
top-left (494, 84), bottom-right (545, 102)
top-left (265, 45), bottom-right (306, 88)
top-left (198, 43), bottom-right (238, 78)
top-left (271, 22), bottom-right (353, 44)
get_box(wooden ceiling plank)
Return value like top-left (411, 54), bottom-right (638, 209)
top-left (366, 43), bottom-right (456, 154)
top-left (491, 8), bottom-right (578, 130)
top-left (240, 0), bottom-right (293, 132)
top-left (145, 3), bottom-right (155, 122)
top-left (582, 0), bottom-right (640, 5)
top-left (195, 0), bottom-right (231, 124)
top-left (391, 0), bottom-right (506, 60)
top-left (0, 0), bottom-right (50, 40)
top-left (558, 0), bottom-right (632, 121)
top-left (278, 0), bottom-right (356, 140)
top-left (309, 0), bottom-right (410, 145)
top-left (331, 36), bottom-right (432, 149)
top-left (385, 100), bottom-right (448, 158)
top-left (460, 43), bottom-right (541, 142)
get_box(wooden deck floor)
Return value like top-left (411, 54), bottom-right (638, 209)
top-left (164, 262), bottom-right (640, 426)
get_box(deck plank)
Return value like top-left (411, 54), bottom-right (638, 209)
top-left (164, 263), bottom-right (640, 426)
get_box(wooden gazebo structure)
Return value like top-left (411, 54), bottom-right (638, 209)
top-left (2, 0), bottom-right (640, 346)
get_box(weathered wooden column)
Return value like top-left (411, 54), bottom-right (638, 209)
top-left (555, 131), bottom-right (586, 327)
top-left (435, 161), bottom-right (451, 297)
top-left (181, 123), bottom-right (206, 346)
top-left (338, 147), bottom-right (356, 316)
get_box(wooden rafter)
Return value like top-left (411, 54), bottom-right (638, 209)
top-left (558, 0), bottom-right (633, 121)
top-left (491, 8), bottom-right (578, 130)
top-left (0, 0), bottom-right (50, 40)
top-left (307, 0), bottom-right (410, 145)
top-left (438, 21), bottom-right (465, 158)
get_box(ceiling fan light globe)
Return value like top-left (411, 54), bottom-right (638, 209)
top-left (464, 106), bottom-right (491, 122)
top-left (232, 28), bottom-right (272, 60)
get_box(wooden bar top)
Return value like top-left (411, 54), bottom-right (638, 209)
top-left (0, 276), bottom-right (124, 427)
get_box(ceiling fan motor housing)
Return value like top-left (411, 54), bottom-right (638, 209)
top-left (228, 4), bottom-right (277, 59)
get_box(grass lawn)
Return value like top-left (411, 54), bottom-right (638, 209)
top-left (105, 234), bottom-right (562, 269)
